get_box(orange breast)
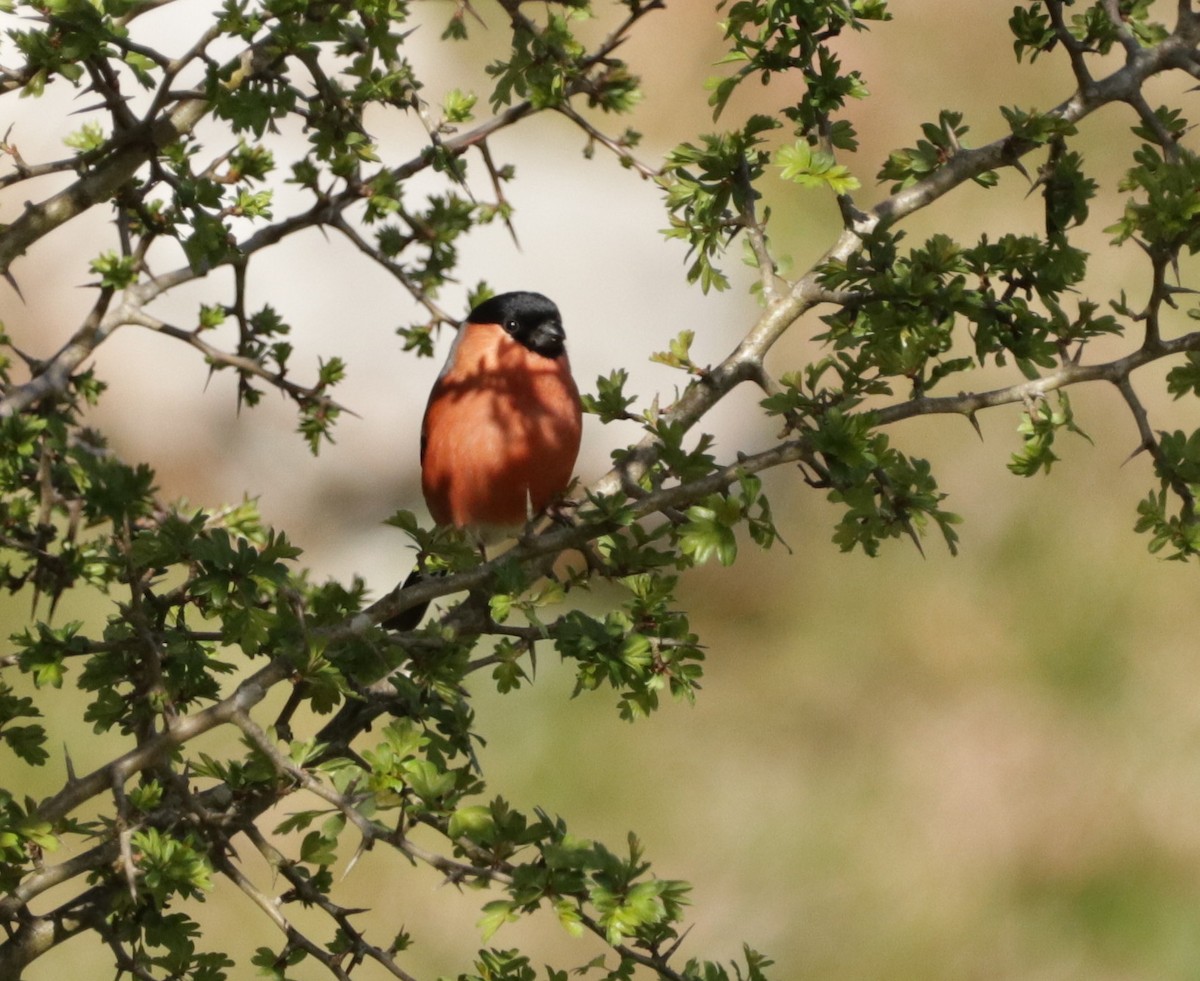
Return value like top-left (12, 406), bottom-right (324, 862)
top-left (420, 323), bottom-right (582, 532)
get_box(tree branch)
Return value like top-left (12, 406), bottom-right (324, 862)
top-left (30, 658), bottom-right (288, 828)
top-left (872, 329), bottom-right (1200, 427)
top-left (0, 95), bottom-right (209, 276)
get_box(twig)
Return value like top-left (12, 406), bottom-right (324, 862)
top-left (0, 95), bottom-right (209, 276)
top-left (555, 104), bottom-right (660, 180)
top-left (30, 658), bottom-right (289, 828)
top-left (122, 308), bottom-right (357, 418)
top-left (0, 286), bottom-right (116, 418)
top-left (231, 708), bottom-right (381, 842)
top-left (0, 885), bottom-right (110, 977)
top-left (328, 213), bottom-right (456, 325)
top-left (733, 155), bottom-right (782, 306)
top-left (237, 820), bottom-right (424, 981)
top-left (233, 708), bottom-right (510, 892)
top-left (1102, 0), bottom-right (1143, 58)
top-left (1115, 374), bottom-right (1196, 515)
top-left (1046, 0), bottom-right (1095, 90)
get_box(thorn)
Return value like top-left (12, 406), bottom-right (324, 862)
top-left (9, 343), bottom-right (41, 370)
top-left (459, 0), bottom-right (486, 25)
top-left (342, 837), bottom-right (369, 881)
top-left (465, 736), bottom-right (483, 777)
top-left (903, 519), bottom-right (926, 557)
top-left (1121, 441), bottom-right (1151, 467)
top-left (70, 96), bottom-right (133, 116)
top-left (661, 923), bottom-right (694, 962)
top-left (965, 410), bottom-right (983, 440)
top-left (3, 267), bottom-right (24, 301)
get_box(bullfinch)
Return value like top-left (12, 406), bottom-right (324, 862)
top-left (386, 291), bottom-right (582, 629)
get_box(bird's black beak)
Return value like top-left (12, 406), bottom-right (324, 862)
top-left (526, 318), bottom-right (566, 358)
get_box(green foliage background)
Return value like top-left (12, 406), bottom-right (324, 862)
top-left (5, 1), bottom-right (1200, 979)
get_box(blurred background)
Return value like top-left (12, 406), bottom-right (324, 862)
top-left (6, 2), bottom-right (1200, 978)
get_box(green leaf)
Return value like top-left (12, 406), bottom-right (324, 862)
top-left (478, 900), bottom-right (519, 941)
top-left (679, 495), bottom-right (740, 566)
top-left (650, 330), bottom-right (698, 371)
top-left (64, 120), bottom-right (105, 152)
top-left (448, 804), bottom-right (495, 842)
top-left (88, 251), bottom-right (138, 289)
top-left (300, 830), bottom-right (338, 866)
top-left (403, 758), bottom-right (456, 801)
top-left (553, 899), bottom-right (584, 938)
top-left (443, 87), bottom-right (477, 123)
top-left (775, 141), bottom-right (860, 193)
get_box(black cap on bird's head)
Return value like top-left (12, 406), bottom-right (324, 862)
top-left (468, 291), bottom-right (566, 359)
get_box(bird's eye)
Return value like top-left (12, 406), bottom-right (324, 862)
top-left (505, 319), bottom-right (519, 334)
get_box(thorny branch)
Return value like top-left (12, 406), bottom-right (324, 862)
top-left (0, 1), bottom-right (662, 418)
top-left (5, 3), bottom-right (1200, 981)
top-left (587, 2), bottom-right (1200, 504)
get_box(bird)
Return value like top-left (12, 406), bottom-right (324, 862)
top-left (385, 290), bottom-right (583, 629)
